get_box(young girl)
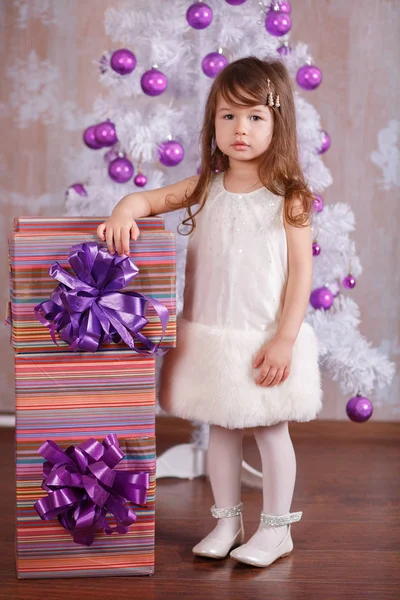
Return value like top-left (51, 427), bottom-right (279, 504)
top-left (97, 57), bottom-right (322, 568)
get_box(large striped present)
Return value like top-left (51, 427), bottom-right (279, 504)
top-left (15, 352), bottom-right (157, 578)
top-left (9, 217), bottom-right (176, 578)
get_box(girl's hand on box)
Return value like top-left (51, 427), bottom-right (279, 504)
top-left (97, 212), bottom-right (140, 256)
top-left (252, 335), bottom-right (293, 387)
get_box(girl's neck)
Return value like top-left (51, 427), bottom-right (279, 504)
top-left (222, 166), bottom-right (263, 194)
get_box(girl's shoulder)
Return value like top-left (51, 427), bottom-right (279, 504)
top-left (210, 171), bottom-right (224, 188)
top-left (205, 172), bottom-right (225, 200)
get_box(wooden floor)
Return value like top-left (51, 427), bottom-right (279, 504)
top-left (1, 418), bottom-right (399, 600)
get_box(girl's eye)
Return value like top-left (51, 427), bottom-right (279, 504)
top-left (222, 114), bottom-right (262, 121)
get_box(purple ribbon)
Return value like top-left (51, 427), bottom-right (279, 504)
top-left (34, 434), bottom-right (150, 546)
top-left (34, 241), bottom-right (169, 354)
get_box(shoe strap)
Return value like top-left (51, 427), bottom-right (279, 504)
top-left (260, 511), bottom-right (303, 527)
top-left (210, 502), bottom-right (243, 519)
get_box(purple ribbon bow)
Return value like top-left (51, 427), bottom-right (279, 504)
top-left (34, 434), bottom-right (150, 546)
top-left (34, 241), bottom-right (169, 354)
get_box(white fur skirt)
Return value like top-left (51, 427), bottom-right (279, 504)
top-left (158, 317), bottom-right (323, 429)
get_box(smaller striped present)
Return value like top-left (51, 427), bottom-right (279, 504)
top-left (9, 216), bottom-right (176, 354)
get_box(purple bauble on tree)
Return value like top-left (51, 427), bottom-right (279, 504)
top-left (110, 49), bottom-right (137, 75)
top-left (94, 120), bottom-right (118, 147)
top-left (202, 51), bottom-right (229, 78)
top-left (83, 125), bottom-right (103, 150)
top-left (141, 68), bottom-right (168, 96)
top-left (310, 286), bottom-right (334, 310)
top-left (277, 42), bottom-right (291, 56)
top-left (186, 2), bottom-right (213, 29)
top-left (225, 0), bottom-right (247, 5)
top-left (134, 173), bottom-right (148, 187)
top-left (346, 394), bottom-right (373, 423)
top-left (67, 183), bottom-right (88, 197)
top-left (296, 64), bottom-right (323, 90)
top-left (271, 1), bottom-right (291, 13)
top-left (313, 194), bottom-right (324, 213)
top-left (108, 156), bottom-right (134, 183)
top-left (158, 140), bottom-right (185, 167)
top-left (312, 242), bottom-right (321, 256)
top-left (318, 130), bottom-right (331, 154)
top-left (265, 10), bottom-right (291, 36)
top-left (343, 274), bottom-right (356, 289)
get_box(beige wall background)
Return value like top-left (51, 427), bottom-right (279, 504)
top-left (1, 1), bottom-right (399, 419)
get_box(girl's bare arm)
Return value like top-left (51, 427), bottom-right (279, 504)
top-left (275, 201), bottom-right (313, 343)
top-left (97, 174), bottom-right (199, 255)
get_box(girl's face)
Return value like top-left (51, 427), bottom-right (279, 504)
top-left (214, 93), bottom-right (274, 165)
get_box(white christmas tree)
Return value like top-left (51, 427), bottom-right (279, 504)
top-left (65, 0), bottom-right (394, 473)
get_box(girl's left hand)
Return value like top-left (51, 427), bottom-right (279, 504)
top-left (252, 335), bottom-right (294, 387)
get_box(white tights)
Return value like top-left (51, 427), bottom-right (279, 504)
top-left (206, 422), bottom-right (296, 548)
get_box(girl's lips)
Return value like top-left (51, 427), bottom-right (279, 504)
top-left (232, 143), bottom-right (249, 148)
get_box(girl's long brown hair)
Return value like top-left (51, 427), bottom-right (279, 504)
top-left (174, 56), bottom-right (313, 234)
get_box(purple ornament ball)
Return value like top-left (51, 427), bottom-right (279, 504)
top-left (141, 69), bottom-right (168, 96)
top-left (134, 173), bottom-right (148, 187)
top-left (346, 395), bottom-right (373, 423)
top-left (265, 10), bottom-right (292, 36)
top-left (343, 274), bottom-right (356, 289)
top-left (94, 120), bottom-right (118, 147)
top-left (108, 157), bottom-right (134, 183)
top-left (310, 286), bottom-right (334, 310)
top-left (158, 140), bottom-right (185, 167)
top-left (202, 52), bottom-right (229, 78)
top-left (296, 64), bottom-right (323, 90)
top-left (186, 2), bottom-right (213, 29)
top-left (272, 1), bottom-right (291, 13)
top-left (318, 130), bottom-right (331, 154)
top-left (277, 43), bottom-right (291, 56)
top-left (313, 194), bottom-right (324, 213)
top-left (83, 125), bottom-right (103, 150)
top-left (312, 242), bottom-right (321, 256)
top-left (67, 183), bottom-right (87, 197)
top-left (225, 0), bottom-right (247, 4)
top-left (110, 49), bottom-right (137, 75)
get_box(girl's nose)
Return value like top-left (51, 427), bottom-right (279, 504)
top-left (234, 120), bottom-right (248, 135)
top-left (235, 127), bottom-right (246, 135)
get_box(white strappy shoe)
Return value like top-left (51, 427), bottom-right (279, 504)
top-left (230, 510), bottom-right (302, 567)
top-left (192, 502), bottom-right (244, 559)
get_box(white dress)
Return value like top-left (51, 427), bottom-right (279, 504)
top-left (159, 173), bottom-right (322, 429)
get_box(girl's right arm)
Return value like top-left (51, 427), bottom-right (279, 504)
top-left (97, 175), bottom-right (199, 255)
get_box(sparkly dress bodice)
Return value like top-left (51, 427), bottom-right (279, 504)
top-left (182, 172), bottom-right (288, 332)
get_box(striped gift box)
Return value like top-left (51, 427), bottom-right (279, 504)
top-left (9, 217), bottom-right (176, 353)
top-left (15, 352), bottom-right (156, 579)
top-left (10, 217), bottom-right (177, 578)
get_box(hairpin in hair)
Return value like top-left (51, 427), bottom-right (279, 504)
top-left (267, 78), bottom-right (280, 108)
